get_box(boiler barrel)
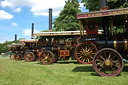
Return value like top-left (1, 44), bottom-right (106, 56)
top-left (36, 46), bottom-right (73, 53)
top-left (95, 36), bottom-right (128, 52)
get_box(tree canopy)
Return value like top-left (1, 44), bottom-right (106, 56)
top-left (53, 0), bottom-right (81, 31)
top-left (81, 0), bottom-right (128, 11)
top-left (0, 41), bottom-right (14, 54)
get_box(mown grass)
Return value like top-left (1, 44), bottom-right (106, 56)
top-left (0, 57), bottom-right (128, 85)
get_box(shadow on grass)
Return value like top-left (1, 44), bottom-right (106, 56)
top-left (36, 62), bottom-right (44, 65)
top-left (72, 65), bottom-right (100, 76)
top-left (72, 66), bottom-right (95, 72)
top-left (56, 61), bottom-right (79, 64)
top-left (122, 65), bottom-right (128, 72)
top-left (72, 65), bottom-right (124, 76)
top-left (36, 60), bottom-right (79, 65)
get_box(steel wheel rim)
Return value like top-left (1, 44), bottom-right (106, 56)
top-left (10, 54), bottom-right (15, 60)
top-left (93, 48), bottom-right (124, 77)
top-left (40, 51), bottom-right (54, 65)
top-left (24, 52), bottom-right (35, 62)
top-left (15, 54), bottom-right (22, 61)
top-left (75, 43), bottom-right (98, 64)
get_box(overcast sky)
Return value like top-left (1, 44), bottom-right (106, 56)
top-left (0, 0), bottom-right (88, 43)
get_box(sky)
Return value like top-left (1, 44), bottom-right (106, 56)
top-left (0, 0), bottom-right (89, 43)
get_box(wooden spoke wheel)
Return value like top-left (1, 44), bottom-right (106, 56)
top-left (40, 51), bottom-right (54, 65)
top-left (75, 43), bottom-right (98, 64)
top-left (24, 52), bottom-right (35, 62)
top-left (93, 48), bottom-right (124, 77)
top-left (10, 53), bottom-right (16, 60)
top-left (15, 54), bottom-right (22, 61)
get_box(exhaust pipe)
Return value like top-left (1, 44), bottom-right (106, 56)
top-left (31, 23), bottom-right (34, 39)
top-left (100, 0), bottom-right (109, 10)
top-left (15, 34), bottom-right (17, 43)
top-left (49, 8), bottom-right (52, 32)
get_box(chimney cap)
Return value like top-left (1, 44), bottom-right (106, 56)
top-left (100, 0), bottom-right (109, 11)
top-left (100, 6), bottom-right (109, 11)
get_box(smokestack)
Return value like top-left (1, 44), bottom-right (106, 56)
top-left (49, 8), bottom-right (52, 32)
top-left (15, 34), bottom-right (17, 43)
top-left (100, 0), bottom-right (109, 10)
top-left (31, 23), bottom-right (34, 39)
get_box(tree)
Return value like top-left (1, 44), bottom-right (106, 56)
top-left (0, 40), bottom-right (19, 54)
top-left (81, 0), bottom-right (128, 11)
top-left (53, 0), bottom-right (81, 31)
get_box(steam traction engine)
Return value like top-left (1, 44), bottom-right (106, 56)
top-left (8, 39), bottom-right (39, 61)
top-left (33, 31), bottom-right (81, 65)
top-left (75, 0), bottom-right (128, 76)
top-left (7, 33), bottom-right (39, 61)
top-left (7, 34), bottom-right (25, 61)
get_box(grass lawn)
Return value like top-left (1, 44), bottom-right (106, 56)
top-left (0, 57), bottom-right (128, 85)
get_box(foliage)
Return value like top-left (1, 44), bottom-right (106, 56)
top-left (53, 0), bottom-right (81, 31)
top-left (0, 41), bottom-right (11, 54)
top-left (113, 26), bottom-right (124, 34)
top-left (41, 30), bottom-right (49, 32)
top-left (0, 43), bottom-right (8, 54)
top-left (0, 40), bottom-right (19, 54)
top-left (0, 58), bottom-right (128, 85)
top-left (81, 0), bottom-right (128, 11)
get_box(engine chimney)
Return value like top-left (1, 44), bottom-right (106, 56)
top-left (100, 0), bottom-right (109, 11)
top-left (49, 8), bottom-right (52, 32)
top-left (15, 34), bottom-right (17, 43)
top-left (31, 23), bottom-right (34, 39)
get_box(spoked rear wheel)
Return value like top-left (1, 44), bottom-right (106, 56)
top-left (24, 52), bottom-right (35, 62)
top-left (10, 53), bottom-right (16, 60)
top-left (15, 54), bottom-right (22, 61)
top-left (93, 48), bottom-right (124, 77)
top-left (75, 43), bottom-right (98, 64)
top-left (40, 51), bottom-right (54, 65)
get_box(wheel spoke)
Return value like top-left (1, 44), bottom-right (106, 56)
top-left (110, 66), bottom-right (115, 71)
top-left (78, 56), bottom-right (83, 59)
top-left (15, 54), bottom-right (22, 61)
top-left (81, 47), bottom-right (85, 51)
top-left (43, 54), bottom-right (46, 57)
top-left (113, 64), bottom-right (119, 68)
top-left (108, 53), bottom-right (111, 60)
top-left (111, 55), bottom-right (116, 60)
top-left (100, 55), bottom-right (105, 61)
top-left (85, 46), bottom-right (87, 51)
top-left (79, 51), bottom-right (83, 52)
top-left (91, 53), bottom-right (96, 54)
top-left (87, 58), bottom-right (90, 62)
top-left (88, 47), bottom-right (91, 52)
top-left (83, 58), bottom-right (85, 62)
top-left (47, 54), bottom-right (50, 57)
top-left (112, 60), bottom-right (119, 63)
top-left (90, 56), bottom-right (93, 59)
